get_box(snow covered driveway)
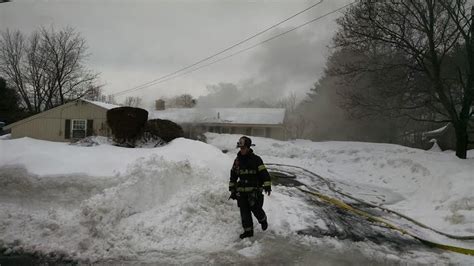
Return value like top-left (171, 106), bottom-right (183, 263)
top-left (0, 166), bottom-right (455, 265)
top-left (0, 135), bottom-right (473, 264)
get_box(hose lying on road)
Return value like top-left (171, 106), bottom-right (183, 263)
top-left (297, 186), bottom-right (474, 256)
top-left (266, 163), bottom-right (474, 241)
top-left (267, 163), bottom-right (474, 255)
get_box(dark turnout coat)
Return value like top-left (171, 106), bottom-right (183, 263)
top-left (229, 149), bottom-right (271, 193)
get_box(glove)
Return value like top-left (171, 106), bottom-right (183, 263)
top-left (264, 188), bottom-right (271, 196)
top-left (229, 191), bottom-right (238, 200)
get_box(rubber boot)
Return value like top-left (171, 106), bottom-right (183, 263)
top-left (261, 220), bottom-right (268, 231)
top-left (239, 231), bottom-right (254, 239)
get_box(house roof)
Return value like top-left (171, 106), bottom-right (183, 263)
top-left (148, 108), bottom-right (286, 125)
top-left (3, 99), bottom-right (120, 130)
top-left (82, 99), bottom-right (121, 110)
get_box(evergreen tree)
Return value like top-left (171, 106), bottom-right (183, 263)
top-left (0, 77), bottom-right (25, 124)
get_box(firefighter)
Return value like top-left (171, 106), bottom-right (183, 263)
top-left (229, 136), bottom-right (271, 239)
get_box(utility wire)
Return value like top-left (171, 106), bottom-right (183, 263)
top-left (111, 0), bottom-right (324, 97)
top-left (114, 1), bottom-right (355, 97)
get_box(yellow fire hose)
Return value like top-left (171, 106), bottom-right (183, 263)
top-left (297, 187), bottom-right (474, 256)
top-left (267, 163), bottom-right (474, 240)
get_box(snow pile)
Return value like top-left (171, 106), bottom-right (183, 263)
top-left (1, 134), bottom-right (473, 264)
top-left (70, 135), bottom-right (167, 148)
top-left (70, 136), bottom-right (114, 147)
top-left (0, 136), bottom-right (319, 263)
top-left (76, 156), bottom-right (236, 260)
top-left (0, 137), bottom-right (225, 177)
top-left (428, 139), bottom-right (443, 152)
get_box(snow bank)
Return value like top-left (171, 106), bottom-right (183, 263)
top-left (76, 156), bottom-right (236, 260)
top-left (0, 137), bottom-right (225, 177)
top-left (0, 137), bottom-right (320, 263)
top-left (1, 134), bottom-right (473, 263)
top-left (206, 133), bottom-right (474, 237)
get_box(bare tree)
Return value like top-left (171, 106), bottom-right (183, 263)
top-left (0, 27), bottom-right (100, 113)
top-left (441, 1), bottom-right (474, 155)
top-left (123, 96), bottom-right (142, 107)
top-left (82, 85), bottom-right (103, 101)
top-left (276, 92), bottom-right (297, 114)
top-left (0, 30), bottom-right (29, 110)
top-left (93, 94), bottom-right (118, 105)
top-left (277, 92), bottom-right (308, 139)
top-left (167, 94), bottom-right (196, 108)
top-left (335, 0), bottom-right (474, 158)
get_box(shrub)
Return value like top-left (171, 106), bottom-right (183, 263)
top-left (146, 119), bottom-right (184, 142)
top-left (107, 107), bottom-right (148, 144)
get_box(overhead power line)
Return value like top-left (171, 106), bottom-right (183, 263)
top-left (111, 0), bottom-right (324, 97)
top-left (113, 1), bottom-right (355, 97)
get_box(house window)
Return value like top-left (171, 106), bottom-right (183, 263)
top-left (211, 126), bottom-right (222, 133)
top-left (221, 127), bottom-right (230, 134)
top-left (253, 127), bottom-right (265, 137)
top-left (72, 119), bottom-right (87, 139)
top-left (265, 128), bottom-right (271, 137)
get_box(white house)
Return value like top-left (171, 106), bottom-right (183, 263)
top-left (3, 99), bottom-right (120, 142)
top-left (149, 108), bottom-right (287, 140)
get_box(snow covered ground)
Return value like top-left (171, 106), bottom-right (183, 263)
top-left (207, 133), bottom-right (474, 236)
top-left (0, 134), bottom-right (473, 264)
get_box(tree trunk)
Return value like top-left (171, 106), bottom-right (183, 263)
top-left (454, 120), bottom-right (468, 159)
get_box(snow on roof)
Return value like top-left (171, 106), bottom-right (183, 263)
top-left (423, 124), bottom-right (450, 137)
top-left (82, 99), bottom-right (121, 110)
top-left (149, 108), bottom-right (286, 125)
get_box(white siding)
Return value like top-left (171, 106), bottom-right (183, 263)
top-left (10, 100), bottom-right (112, 142)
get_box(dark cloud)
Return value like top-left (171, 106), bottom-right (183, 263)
top-left (244, 25), bottom-right (335, 98)
top-left (198, 22), bottom-right (339, 107)
top-left (196, 83), bottom-right (240, 107)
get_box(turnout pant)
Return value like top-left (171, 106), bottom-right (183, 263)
top-left (237, 191), bottom-right (267, 232)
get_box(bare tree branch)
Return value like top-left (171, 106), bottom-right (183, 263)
top-left (0, 27), bottom-right (100, 113)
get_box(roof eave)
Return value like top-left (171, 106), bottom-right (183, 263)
top-left (2, 99), bottom-right (98, 130)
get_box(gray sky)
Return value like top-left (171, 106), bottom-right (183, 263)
top-left (0, 0), bottom-right (352, 107)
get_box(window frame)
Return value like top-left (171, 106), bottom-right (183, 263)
top-left (71, 119), bottom-right (87, 139)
